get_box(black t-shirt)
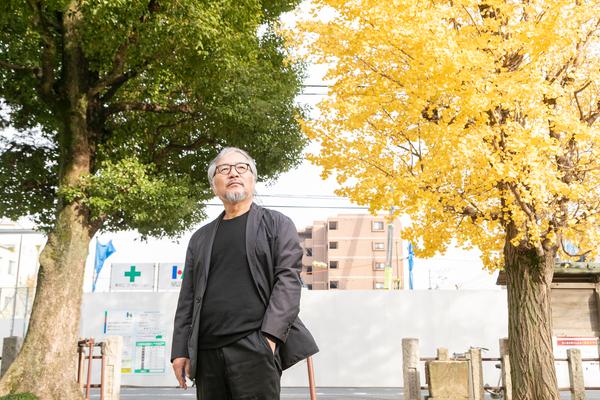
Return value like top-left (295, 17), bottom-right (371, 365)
top-left (198, 211), bottom-right (266, 349)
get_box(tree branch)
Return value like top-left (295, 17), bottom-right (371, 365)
top-left (88, 36), bottom-right (137, 98)
top-left (559, 237), bottom-right (591, 258)
top-left (26, 0), bottom-right (58, 100)
top-left (106, 102), bottom-right (196, 115)
top-left (88, 0), bottom-right (162, 99)
top-left (0, 60), bottom-right (40, 75)
top-left (153, 135), bottom-right (215, 164)
top-left (549, 18), bottom-right (600, 85)
top-left (508, 182), bottom-right (537, 223)
top-left (98, 70), bottom-right (139, 102)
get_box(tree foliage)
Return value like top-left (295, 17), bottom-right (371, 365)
top-left (296, 0), bottom-right (600, 268)
top-left (0, 0), bottom-right (306, 236)
top-left (0, 1), bottom-right (305, 397)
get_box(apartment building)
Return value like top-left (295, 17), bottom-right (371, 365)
top-left (298, 214), bottom-right (404, 290)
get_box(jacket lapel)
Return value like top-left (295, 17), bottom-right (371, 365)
top-left (246, 203), bottom-right (268, 304)
top-left (197, 210), bottom-right (224, 293)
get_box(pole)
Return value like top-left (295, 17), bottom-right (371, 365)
top-left (384, 207), bottom-right (394, 289)
top-left (307, 356), bottom-right (317, 400)
top-left (395, 240), bottom-right (401, 289)
top-left (22, 287), bottom-right (30, 336)
top-left (10, 234), bottom-right (23, 336)
top-left (92, 237), bottom-right (98, 292)
top-left (428, 268), bottom-right (432, 290)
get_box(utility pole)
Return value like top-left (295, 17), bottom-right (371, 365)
top-left (384, 206), bottom-right (394, 290)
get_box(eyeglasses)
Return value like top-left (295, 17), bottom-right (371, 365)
top-left (214, 162), bottom-right (251, 176)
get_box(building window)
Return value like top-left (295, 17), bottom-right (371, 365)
top-left (372, 242), bottom-right (385, 251)
top-left (306, 265), bottom-right (313, 274)
top-left (372, 221), bottom-right (385, 231)
top-left (329, 241), bottom-right (338, 249)
top-left (329, 260), bottom-right (338, 269)
top-left (306, 284), bottom-right (313, 290)
top-left (305, 248), bottom-right (313, 257)
top-left (374, 281), bottom-right (385, 289)
top-left (328, 221), bottom-right (338, 230)
top-left (330, 280), bottom-right (339, 289)
top-left (373, 262), bottom-right (386, 271)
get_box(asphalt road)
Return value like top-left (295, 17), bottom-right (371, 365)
top-left (89, 387), bottom-right (600, 399)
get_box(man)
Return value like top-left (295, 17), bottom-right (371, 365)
top-left (171, 147), bottom-right (318, 400)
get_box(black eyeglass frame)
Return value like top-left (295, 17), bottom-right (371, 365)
top-left (214, 162), bottom-right (252, 176)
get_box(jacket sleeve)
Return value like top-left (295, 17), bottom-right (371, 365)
top-left (261, 214), bottom-right (303, 343)
top-left (170, 240), bottom-right (195, 361)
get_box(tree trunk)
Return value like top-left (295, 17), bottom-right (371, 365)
top-left (504, 227), bottom-right (559, 400)
top-left (0, 3), bottom-right (94, 397)
top-left (0, 206), bottom-right (93, 399)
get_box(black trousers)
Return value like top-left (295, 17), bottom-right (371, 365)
top-left (196, 330), bottom-right (282, 400)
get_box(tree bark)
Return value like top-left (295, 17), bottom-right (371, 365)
top-left (0, 3), bottom-right (94, 398)
top-left (0, 206), bottom-right (93, 399)
top-left (504, 225), bottom-right (560, 400)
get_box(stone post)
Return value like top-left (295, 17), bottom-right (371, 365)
top-left (101, 336), bottom-right (123, 400)
top-left (468, 348), bottom-right (484, 400)
top-left (1, 336), bottom-right (23, 377)
top-left (567, 348), bottom-right (585, 400)
top-left (402, 338), bottom-right (422, 400)
top-left (499, 338), bottom-right (512, 400)
top-left (436, 348), bottom-right (449, 361)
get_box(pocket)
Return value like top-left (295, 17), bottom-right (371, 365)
top-left (258, 331), bottom-right (276, 357)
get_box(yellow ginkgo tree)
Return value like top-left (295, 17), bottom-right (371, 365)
top-left (296, 1), bottom-right (600, 398)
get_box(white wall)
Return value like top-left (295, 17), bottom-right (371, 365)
top-left (80, 290), bottom-right (509, 387)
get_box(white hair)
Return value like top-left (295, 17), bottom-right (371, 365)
top-left (207, 147), bottom-right (257, 189)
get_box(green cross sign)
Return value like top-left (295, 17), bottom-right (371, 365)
top-left (124, 265), bottom-right (141, 283)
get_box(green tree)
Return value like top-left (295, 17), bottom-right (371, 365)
top-left (0, 0), bottom-right (305, 398)
top-left (297, 0), bottom-right (599, 399)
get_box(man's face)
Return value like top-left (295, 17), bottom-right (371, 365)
top-left (212, 151), bottom-right (255, 204)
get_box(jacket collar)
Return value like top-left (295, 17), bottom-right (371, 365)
top-left (199, 202), bottom-right (263, 289)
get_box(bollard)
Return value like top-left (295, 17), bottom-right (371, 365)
top-left (499, 338), bottom-right (512, 400)
top-left (468, 348), bottom-right (484, 400)
top-left (436, 348), bottom-right (449, 361)
top-left (567, 348), bottom-right (585, 400)
top-left (1, 336), bottom-right (23, 377)
top-left (402, 338), bottom-right (422, 400)
top-left (101, 336), bottom-right (122, 400)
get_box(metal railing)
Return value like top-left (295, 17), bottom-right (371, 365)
top-left (77, 338), bottom-right (105, 400)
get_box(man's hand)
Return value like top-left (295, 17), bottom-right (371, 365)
top-left (172, 357), bottom-right (191, 389)
top-left (265, 336), bottom-right (276, 354)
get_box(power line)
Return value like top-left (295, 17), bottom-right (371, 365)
top-left (256, 193), bottom-right (348, 200)
top-left (205, 203), bottom-right (369, 210)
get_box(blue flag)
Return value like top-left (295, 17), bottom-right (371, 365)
top-left (408, 243), bottom-right (415, 290)
top-left (93, 240), bottom-right (116, 292)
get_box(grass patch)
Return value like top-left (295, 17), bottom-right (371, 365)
top-left (0, 394), bottom-right (39, 400)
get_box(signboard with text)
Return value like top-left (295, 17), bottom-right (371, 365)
top-left (110, 263), bottom-right (155, 291)
top-left (157, 263), bottom-right (184, 291)
top-left (103, 310), bottom-right (166, 374)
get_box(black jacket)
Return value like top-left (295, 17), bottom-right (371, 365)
top-left (171, 203), bottom-right (319, 377)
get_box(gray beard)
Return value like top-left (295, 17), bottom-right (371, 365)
top-left (224, 191), bottom-right (248, 203)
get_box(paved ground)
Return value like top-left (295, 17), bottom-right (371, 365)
top-left (89, 387), bottom-right (600, 399)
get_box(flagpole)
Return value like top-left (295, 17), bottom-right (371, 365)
top-left (92, 237), bottom-right (98, 292)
